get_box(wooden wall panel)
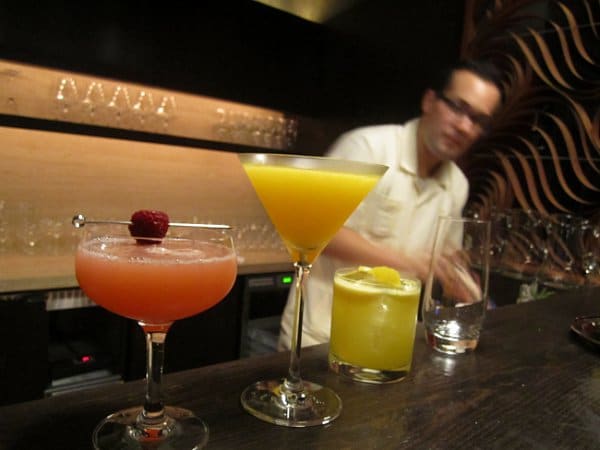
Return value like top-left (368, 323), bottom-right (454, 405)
top-left (460, 0), bottom-right (599, 219)
top-left (0, 126), bottom-right (292, 292)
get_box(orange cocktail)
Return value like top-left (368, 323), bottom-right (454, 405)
top-left (76, 236), bottom-right (237, 323)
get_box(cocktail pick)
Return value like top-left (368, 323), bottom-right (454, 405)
top-left (72, 213), bottom-right (232, 230)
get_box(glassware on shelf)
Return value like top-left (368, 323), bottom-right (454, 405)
top-left (132, 90), bottom-right (155, 129)
top-left (14, 202), bottom-right (39, 255)
top-left (285, 117), bottom-right (299, 150)
top-left (81, 81), bottom-right (107, 124)
top-left (493, 209), bottom-right (548, 281)
top-left (74, 219), bottom-right (237, 449)
top-left (581, 222), bottom-right (600, 286)
top-left (106, 85), bottom-right (133, 127)
top-left (540, 214), bottom-right (595, 289)
top-left (238, 153), bottom-right (387, 427)
top-left (156, 95), bottom-right (176, 131)
top-left (55, 77), bottom-right (79, 119)
top-left (214, 107), bottom-right (229, 140)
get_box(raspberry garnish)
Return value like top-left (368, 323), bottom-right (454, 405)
top-left (129, 210), bottom-right (170, 244)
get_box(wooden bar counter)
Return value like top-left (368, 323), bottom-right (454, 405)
top-left (1, 287), bottom-right (599, 449)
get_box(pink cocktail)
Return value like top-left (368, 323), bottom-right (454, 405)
top-left (75, 219), bottom-right (236, 449)
top-left (76, 236), bottom-right (237, 324)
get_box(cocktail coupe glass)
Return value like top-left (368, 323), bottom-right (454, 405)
top-left (238, 153), bottom-right (387, 427)
top-left (72, 215), bottom-right (237, 449)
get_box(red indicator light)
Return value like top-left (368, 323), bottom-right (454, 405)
top-left (81, 355), bottom-right (92, 363)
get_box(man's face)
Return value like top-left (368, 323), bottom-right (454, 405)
top-left (421, 69), bottom-right (502, 162)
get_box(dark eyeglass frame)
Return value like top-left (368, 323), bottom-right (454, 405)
top-left (436, 91), bottom-right (493, 132)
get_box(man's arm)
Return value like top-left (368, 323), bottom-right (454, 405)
top-left (322, 226), bottom-right (430, 281)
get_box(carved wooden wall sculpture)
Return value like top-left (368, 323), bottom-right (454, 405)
top-left (461, 0), bottom-right (599, 220)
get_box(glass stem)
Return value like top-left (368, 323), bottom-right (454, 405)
top-left (139, 324), bottom-right (171, 425)
top-left (285, 262), bottom-right (310, 392)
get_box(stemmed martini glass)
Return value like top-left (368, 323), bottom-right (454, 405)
top-left (73, 213), bottom-right (237, 449)
top-left (238, 153), bottom-right (387, 427)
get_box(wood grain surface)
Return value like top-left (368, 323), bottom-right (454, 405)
top-left (1, 287), bottom-right (598, 449)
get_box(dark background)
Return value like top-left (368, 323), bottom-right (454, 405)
top-left (0, 1), bottom-right (465, 127)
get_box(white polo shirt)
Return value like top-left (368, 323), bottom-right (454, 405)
top-left (279, 118), bottom-right (469, 349)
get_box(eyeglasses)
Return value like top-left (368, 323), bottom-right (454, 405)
top-left (436, 91), bottom-right (493, 132)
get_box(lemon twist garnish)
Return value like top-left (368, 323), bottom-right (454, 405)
top-left (358, 266), bottom-right (402, 286)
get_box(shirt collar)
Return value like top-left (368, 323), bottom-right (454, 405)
top-left (396, 118), bottom-right (420, 176)
top-left (432, 163), bottom-right (453, 189)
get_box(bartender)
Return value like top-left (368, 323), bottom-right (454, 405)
top-left (279, 59), bottom-right (504, 349)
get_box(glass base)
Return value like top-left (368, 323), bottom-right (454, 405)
top-left (329, 354), bottom-right (409, 384)
top-left (93, 406), bottom-right (208, 449)
top-left (425, 329), bottom-right (479, 355)
top-left (240, 378), bottom-right (342, 427)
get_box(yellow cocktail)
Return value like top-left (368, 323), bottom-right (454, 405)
top-left (241, 162), bottom-right (380, 263)
top-left (239, 153), bottom-right (387, 427)
top-left (329, 266), bottom-right (421, 383)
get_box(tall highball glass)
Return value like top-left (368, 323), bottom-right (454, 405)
top-left (422, 216), bottom-right (491, 355)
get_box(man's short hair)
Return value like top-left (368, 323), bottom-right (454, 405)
top-left (431, 59), bottom-right (505, 105)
